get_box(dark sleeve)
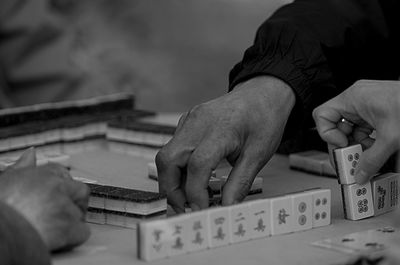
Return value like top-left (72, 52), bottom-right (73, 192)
top-left (229, 0), bottom-right (400, 136)
top-left (0, 201), bottom-right (50, 265)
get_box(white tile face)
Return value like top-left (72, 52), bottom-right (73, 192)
top-left (9, 136), bottom-right (27, 150)
top-left (125, 130), bottom-right (146, 144)
top-left (207, 207), bottom-right (231, 248)
top-left (311, 189), bottom-right (331, 227)
top-left (143, 132), bottom-right (165, 146)
top-left (186, 211), bottom-right (209, 252)
top-left (43, 129), bottom-right (61, 143)
top-left (333, 144), bottom-right (362, 185)
top-left (86, 210), bottom-right (106, 225)
top-left (167, 215), bottom-right (190, 257)
top-left (372, 173), bottom-right (399, 216)
top-left (229, 203), bottom-right (251, 243)
top-left (342, 183), bottom-right (374, 220)
top-left (372, 174), bottom-right (390, 216)
top-left (248, 199), bottom-right (271, 239)
top-left (388, 174), bottom-right (399, 209)
top-left (106, 127), bottom-right (126, 141)
top-left (88, 196), bottom-right (105, 209)
top-left (138, 220), bottom-right (173, 261)
top-left (290, 192), bottom-right (312, 232)
top-left (106, 212), bottom-right (126, 227)
top-left (270, 196), bottom-right (293, 235)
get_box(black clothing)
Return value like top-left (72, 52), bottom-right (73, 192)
top-left (229, 0), bottom-right (400, 137)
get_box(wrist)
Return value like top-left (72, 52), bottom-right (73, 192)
top-left (234, 75), bottom-right (296, 118)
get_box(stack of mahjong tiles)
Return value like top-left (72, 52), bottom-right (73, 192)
top-left (106, 114), bottom-right (176, 159)
top-left (0, 152), bottom-right (70, 171)
top-left (86, 183), bottom-right (167, 228)
top-left (0, 93), bottom-right (154, 156)
top-left (137, 188), bottom-right (331, 261)
top-left (333, 144), bottom-right (399, 220)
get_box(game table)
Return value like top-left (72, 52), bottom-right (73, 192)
top-left (52, 149), bottom-right (399, 265)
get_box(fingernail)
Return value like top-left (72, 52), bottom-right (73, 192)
top-left (355, 170), bottom-right (368, 184)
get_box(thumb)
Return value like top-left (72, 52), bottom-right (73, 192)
top-left (355, 139), bottom-right (394, 184)
top-left (221, 155), bottom-right (261, 206)
top-left (9, 147), bottom-right (37, 170)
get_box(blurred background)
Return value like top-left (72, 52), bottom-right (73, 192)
top-left (0, 0), bottom-right (293, 111)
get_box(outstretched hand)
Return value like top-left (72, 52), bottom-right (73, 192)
top-left (313, 80), bottom-right (400, 184)
top-left (156, 76), bottom-right (295, 212)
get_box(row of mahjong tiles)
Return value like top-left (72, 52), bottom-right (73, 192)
top-left (52, 152), bottom-right (400, 265)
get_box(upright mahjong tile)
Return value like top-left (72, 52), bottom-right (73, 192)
top-left (310, 189), bottom-right (331, 227)
top-left (333, 144), bottom-right (362, 185)
top-left (270, 196), bottom-right (294, 235)
top-left (229, 203), bottom-right (251, 243)
top-left (137, 219), bottom-right (173, 261)
top-left (372, 173), bottom-right (399, 216)
top-left (247, 199), bottom-right (271, 239)
top-left (207, 206), bottom-right (231, 248)
top-left (186, 211), bottom-right (209, 253)
top-left (289, 192), bottom-right (313, 232)
top-left (167, 214), bottom-right (190, 257)
top-left (341, 183), bottom-right (374, 220)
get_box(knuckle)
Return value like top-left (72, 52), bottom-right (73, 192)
top-left (187, 104), bottom-right (206, 119)
top-left (155, 148), bottom-right (172, 171)
top-left (312, 107), bottom-right (322, 120)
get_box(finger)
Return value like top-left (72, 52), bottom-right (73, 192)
top-left (355, 138), bottom-right (396, 184)
top-left (53, 204), bottom-right (91, 251)
top-left (185, 138), bottom-right (228, 210)
top-left (62, 179), bottom-right (90, 213)
top-left (327, 143), bottom-right (338, 168)
top-left (65, 221), bottom-right (91, 250)
top-left (156, 148), bottom-right (189, 214)
top-left (9, 147), bottom-right (36, 170)
top-left (337, 120), bottom-right (353, 136)
top-left (313, 105), bottom-right (348, 147)
top-left (221, 151), bottom-right (262, 206)
top-left (352, 126), bottom-right (375, 149)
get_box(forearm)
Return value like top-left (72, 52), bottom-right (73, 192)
top-left (0, 201), bottom-right (50, 265)
top-left (230, 0), bottom-right (400, 131)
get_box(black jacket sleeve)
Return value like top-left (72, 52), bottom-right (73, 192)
top-left (229, 0), bottom-right (400, 137)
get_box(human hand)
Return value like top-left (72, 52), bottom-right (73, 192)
top-left (0, 149), bottom-right (90, 251)
top-left (313, 80), bottom-right (400, 184)
top-left (156, 76), bottom-right (295, 212)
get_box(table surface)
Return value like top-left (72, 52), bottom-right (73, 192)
top-left (52, 150), bottom-right (398, 265)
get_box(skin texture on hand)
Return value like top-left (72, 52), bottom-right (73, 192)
top-left (0, 200), bottom-right (51, 265)
top-left (0, 151), bottom-right (90, 252)
top-left (156, 76), bottom-right (295, 213)
top-left (313, 80), bottom-right (400, 184)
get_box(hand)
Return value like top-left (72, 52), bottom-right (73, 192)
top-left (313, 80), bottom-right (400, 184)
top-left (0, 149), bottom-right (90, 251)
top-left (156, 76), bottom-right (295, 212)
